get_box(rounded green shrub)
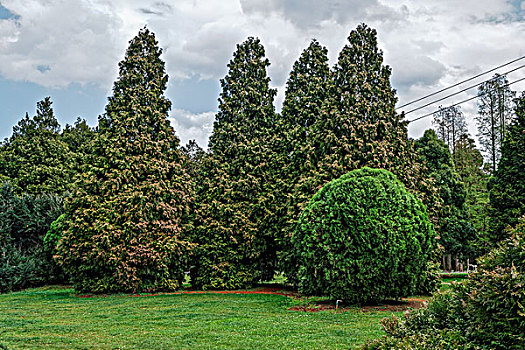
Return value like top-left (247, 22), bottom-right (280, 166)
top-left (291, 167), bottom-right (438, 304)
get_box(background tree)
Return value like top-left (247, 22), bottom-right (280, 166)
top-left (0, 182), bottom-right (64, 292)
top-left (453, 134), bottom-right (489, 250)
top-left (61, 117), bottom-right (96, 178)
top-left (415, 129), bottom-right (476, 270)
top-left (487, 92), bottom-right (525, 244)
top-left (56, 28), bottom-right (192, 293)
top-left (433, 105), bottom-right (468, 153)
top-left (475, 74), bottom-right (516, 173)
top-left (180, 139), bottom-right (205, 180)
top-left (189, 37), bottom-right (278, 289)
top-left (0, 98), bottom-right (73, 195)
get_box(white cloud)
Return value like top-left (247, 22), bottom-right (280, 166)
top-left (1, 0), bottom-right (525, 144)
top-left (169, 108), bottom-right (215, 149)
top-left (0, 0), bottom-right (125, 87)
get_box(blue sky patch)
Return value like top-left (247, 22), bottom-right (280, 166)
top-left (37, 65), bottom-right (51, 73)
top-left (0, 3), bottom-right (19, 20)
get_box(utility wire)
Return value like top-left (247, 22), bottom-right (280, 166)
top-left (403, 63), bottom-right (525, 115)
top-left (406, 75), bottom-right (525, 124)
top-left (397, 54), bottom-right (525, 109)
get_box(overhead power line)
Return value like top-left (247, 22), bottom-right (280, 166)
top-left (397, 54), bottom-right (525, 109)
top-left (403, 63), bottom-right (525, 116)
top-left (406, 75), bottom-right (525, 124)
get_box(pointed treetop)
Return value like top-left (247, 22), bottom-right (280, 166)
top-left (209, 36), bottom-right (276, 151)
top-left (11, 97), bottom-right (60, 138)
top-left (333, 23), bottom-right (397, 119)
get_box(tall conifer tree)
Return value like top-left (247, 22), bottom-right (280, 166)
top-left (415, 129), bottom-right (476, 268)
top-left (476, 74), bottom-right (516, 173)
top-left (190, 37), bottom-right (277, 289)
top-left (278, 40), bottom-right (331, 212)
top-left (488, 92), bottom-right (525, 244)
top-left (314, 24), bottom-right (418, 188)
top-left (281, 24), bottom-right (428, 283)
top-left (276, 40), bottom-right (331, 277)
top-left (56, 28), bottom-right (191, 293)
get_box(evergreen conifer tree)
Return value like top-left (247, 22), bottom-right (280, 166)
top-left (313, 24), bottom-right (419, 189)
top-left (415, 129), bottom-right (476, 269)
top-left (56, 28), bottom-right (192, 293)
top-left (275, 40), bottom-right (331, 272)
top-left (453, 134), bottom-right (489, 248)
top-left (190, 37), bottom-right (277, 289)
top-left (488, 92), bottom-right (525, 244)
top-left (62, 117), bottom-right (96, 177)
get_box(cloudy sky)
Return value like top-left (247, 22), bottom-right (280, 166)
top-left (1, 0), bottom-right (524, 148)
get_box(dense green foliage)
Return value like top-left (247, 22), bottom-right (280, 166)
top-left (55, 28), bottom-right (192, 293)
top-left (0, 183), bottom-right (64, 292)
top-left (363, 217), bottom-right (525, 350)
top-left (291, 168), bottom-right (438, 304)
top-left (415, 129), bottom-right (476, 263)
top-left (276, 39), bottom-right (332, 281)
top-left (0, 98), bottom-right (73, 195)
top-left (43, 214), bottom-right (66, 256)
top-left (488, 93), bottom-right (525, 244)
top-left (315, 24), bottom-right (420, 189)
top-left (61, 117), bottom-right (96, 177)
top-left (190, 37), bottom-right (278, 289)
top-left (453, 134), bottom-right (489, 246)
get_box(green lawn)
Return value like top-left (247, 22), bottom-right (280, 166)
top-left (0, 286), bottom-right (394, 350)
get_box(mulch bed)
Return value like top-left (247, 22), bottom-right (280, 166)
top-left (74, 285), bottom-right (427, 313)
top-left (75, 285), bottom-right (300, 299)
top-left (288, 298), bottom-right (427, 313)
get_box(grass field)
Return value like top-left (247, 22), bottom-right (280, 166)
top-left (0, 286), bottom-right (397, 350)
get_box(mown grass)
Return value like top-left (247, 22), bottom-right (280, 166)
top-left (0, 286), bottom-right (394, 350)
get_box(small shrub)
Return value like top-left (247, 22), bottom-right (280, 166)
top-left (291, 167), bottom-right (439, 304)
top-left (0, 182), bottom-right (65, 293)
top-left (0, 245), bottom-right (49, 293)
top-left (44, 214), bottom-right (66, 255)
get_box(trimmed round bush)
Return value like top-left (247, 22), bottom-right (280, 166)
top-left (291, 167), bottom-right (438, 304)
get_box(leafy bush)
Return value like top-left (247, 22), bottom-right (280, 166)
top-left (0, 182), bottom-right (63, 250)
top-left (0, 245), bottom-right (50, 293)
top-left (43, 214), bottom-right (66, 255)
top-left (290, 167), bottom-right (439, 304)
top-left (0, 182), bottom-right (65, 293)
top-left (362, 216), bottom-right (525, 349)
